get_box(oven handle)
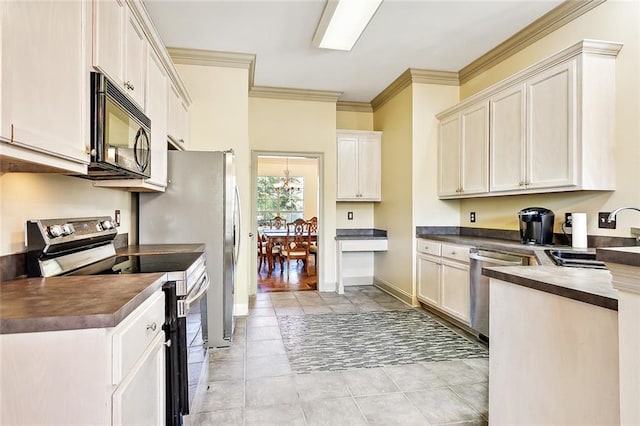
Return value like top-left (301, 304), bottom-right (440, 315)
top-left (185, 272), bottom-right (210, 309)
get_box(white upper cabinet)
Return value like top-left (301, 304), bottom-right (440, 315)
top-left (337, 130), bottom-right (382, 201)
top-left (167, 82), bottom-right (190, 150)
top-left (490, 84), bottom-right (526, 192)
top-left (438, 101), bottom-right (489, 197)
top-left (94, 48), bottom-right (168, 192)
top-left (438, 39), bottom-right (622, 199)
top-left (526, 60), bottom-right (576, 190)
top-left (93, 0), bottom-right (146, 109)
top-left (0, 0), bottom-right (90, 174)
top-left (438, 114), bottom-right (461, 197)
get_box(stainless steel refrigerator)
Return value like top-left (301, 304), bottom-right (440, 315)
top-left (139, 150), bottom-right (239, 348)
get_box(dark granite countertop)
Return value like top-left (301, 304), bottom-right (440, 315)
top-left (116, 243), bottom-right (205, 256)
top-left (596, 246), bottom-right (640, 267)
top-left (417, 227), bottom-right (618, 310)
top-left (335, 228), bottom-right (388, 240)
top-left (483, 266), bottom-right (617, 311)
top-left (0, 273), bottom-right (166, 334)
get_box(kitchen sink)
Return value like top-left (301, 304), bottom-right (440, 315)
top-left (545, 249), bottom-right (608, 269)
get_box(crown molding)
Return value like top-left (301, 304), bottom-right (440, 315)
top-left (167, 48), bottom-right (256, 89)
top-left (336, 102), bottom-right (373, 113)
top-left (371, 68), bottom-right (459, 111)
top-left (249, 86), bottom-right (342, 103)
top-left (459, 0), bottom-right (606, 84)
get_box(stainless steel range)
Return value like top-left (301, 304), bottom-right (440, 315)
top-left (25, 216), bottom-right (209, 424)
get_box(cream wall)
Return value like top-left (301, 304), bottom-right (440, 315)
top-left (411, 84), bottom-right (461, 227)
top-left (459, 0), bottom-right (640, 238)
top-left (249, 97), bottom-right (337, 292)
top-left (372, 86), bottom-right (414, 300)
top-left (336, 110), bottom-right (374, 131)
top-left (0, 173), bottom-right (134, 255)
top-left (175, 63), bottom-right (252, 314)
top-left (256, 157), bottom-right (318, 218)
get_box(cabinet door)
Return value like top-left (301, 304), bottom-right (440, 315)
top-left (112, 332), bottom-right (165, 426)
top-left (167, 83), bottom-right (189, 149)
top-left (357, 134), bottom-right (381, 200)
top-left (490, 84), bottom-right (526, 192)
top-left (93, 0), bottom-right (125, 84)
top-left (1, 0), bottom-right (89, 167)
top-left (417, 254), bottom-right (441, 307)
top-left (337, 135), bottom-right (359, 200)
top-left (438, 114), bottom-right (461, 197)
top-left (526, 60), bottom-right (576, 189)
top-left (145, 50), bottom-right (168, 187)
top-left (124, 11), bottom-right (146, 108)
top-left (441, 260), bottom-right (470, 324)
top-left (460, 102), bottom-right (489, 195)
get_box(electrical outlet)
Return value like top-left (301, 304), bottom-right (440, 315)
top-left (598, 212), bottom-right (616, 229)
top-left (564, 212), bottom-right (572, 228)
top-left (114, 209), bottom-right (121, 226)
top-left (470, 211), bottom-right (476, 223)
top-left (347, 211), bottom-right (353, 220)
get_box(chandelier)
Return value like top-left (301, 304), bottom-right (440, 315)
top-left (274, 158), bottom-right (300, 192)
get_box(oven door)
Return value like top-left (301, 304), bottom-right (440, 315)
top-left (177, 272), bottom-right (210, 415)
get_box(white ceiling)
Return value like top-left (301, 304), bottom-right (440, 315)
top-left (144, 0), bottom-right (564, 102)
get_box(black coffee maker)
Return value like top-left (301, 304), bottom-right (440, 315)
top-left (518, 207), bottom-right (555, 245)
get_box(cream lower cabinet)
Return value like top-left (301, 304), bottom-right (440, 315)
top-left (0, 0), bottom-right (90, 174)
top-left (0, 291), bottom-right (165, 425)
top-left (417, 239), bottom-right (471, 325)
top-left (337, 130), bottom-right (382, 201)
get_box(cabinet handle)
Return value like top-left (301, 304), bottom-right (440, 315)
top-left (519, 181), bottom-right (524, 186)
top-left (146, 322), bottom-right (157, 332)
top-left (164, 339), bottom-right (172, 348)
top-left (451, 251), bottom-right (457, 255)
top-left (125, 81), bottom-right (135, 91)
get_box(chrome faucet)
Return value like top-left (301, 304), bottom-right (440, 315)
top-left (607, 207), bottom-right (640, 221)
top-left (607, 207), bottom-right (640, 242)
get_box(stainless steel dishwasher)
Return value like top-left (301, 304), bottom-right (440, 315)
top-left (469, 249), bottom-right (532, 342)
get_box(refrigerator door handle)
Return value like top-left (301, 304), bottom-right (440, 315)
top-left (234, 185), bottom-right (241, 267)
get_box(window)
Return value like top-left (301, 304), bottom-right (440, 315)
top-left (257, 175), bottom-right (304, 226)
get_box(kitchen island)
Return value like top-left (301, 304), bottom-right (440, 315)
top-left (483, 265), bottom-right (619, 425)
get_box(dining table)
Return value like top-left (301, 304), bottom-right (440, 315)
top-left (262, 229), bottom-right (317, 273)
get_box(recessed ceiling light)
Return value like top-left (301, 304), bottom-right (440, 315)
top-left (312, 0), bottom-right (383, 51)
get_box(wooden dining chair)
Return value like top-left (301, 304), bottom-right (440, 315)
top-left (257, 232), bottom-right (279, 273)
top-left (280, 219), bottom-right (310, 277)
top-left (307, 217), bottom-right (318, 274)
top-left (271, 216), bottom-right (286, 230)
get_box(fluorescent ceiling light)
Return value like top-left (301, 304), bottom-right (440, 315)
top-left (312, 0), bottom-right (383, 51)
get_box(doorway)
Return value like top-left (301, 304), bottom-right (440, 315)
top-left (251, 151), bottom-right (322, 293)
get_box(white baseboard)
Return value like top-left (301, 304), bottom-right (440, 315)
top-left (373, 277), bottom-right (414, 306)
top-left (234, 303), bottom-right (249, 317)
top-left (344, 275), bottom-right (374, 286)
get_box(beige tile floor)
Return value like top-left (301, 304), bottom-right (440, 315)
top-left (186, 286), bottom-right (489, 426)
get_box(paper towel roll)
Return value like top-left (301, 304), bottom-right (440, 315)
top-left (572, 212), bottom-right (588, 249)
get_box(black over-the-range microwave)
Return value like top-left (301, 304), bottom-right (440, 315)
top-left (87, 71), bottom-right (151, 179)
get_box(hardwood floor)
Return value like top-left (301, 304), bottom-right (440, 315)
top-left (257, 256), bottom-right (318, 292)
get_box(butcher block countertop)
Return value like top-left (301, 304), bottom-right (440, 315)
top-left (0, 273), bottom-right (166, 334)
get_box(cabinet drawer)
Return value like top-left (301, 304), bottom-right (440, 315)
top-left (417, 239), bottom-right (441, 256)
top-left (441, 244), bottom-right (470, 263)
top-left (112, 291), bottom-right (165, 384)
